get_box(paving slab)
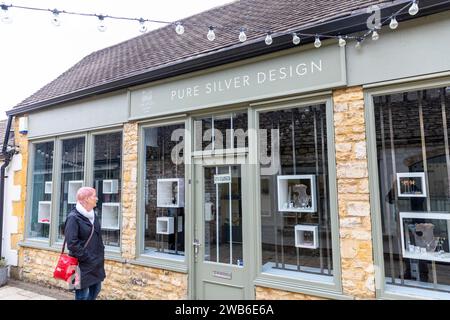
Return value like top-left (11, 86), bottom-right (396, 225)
top-left (0, 279), bottom-right (72, 300)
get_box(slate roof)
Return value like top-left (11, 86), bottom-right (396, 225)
top-left (9, 0), bottom-right (418, 111)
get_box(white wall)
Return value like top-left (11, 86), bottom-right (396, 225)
top-left (1, 153), bottom-right (21, 267)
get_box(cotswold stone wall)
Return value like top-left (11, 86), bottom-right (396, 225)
top-left (12, 117), bottom-right (28, 277)
top-left (20, 247), bottom-right (187, 299)
top-left (333, 86), bottom-right (375, 299)
top-left (121, 122), bottom-right (139, 260)
top-left (255, 287), bottom-right (324, 300)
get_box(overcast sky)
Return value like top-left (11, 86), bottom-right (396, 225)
top-left (0, 0), bottom-right (235, 120)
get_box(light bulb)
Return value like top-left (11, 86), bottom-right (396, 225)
top-left (207, 27), bottom-right (215, 41)
top-left (355, 39), bottom-right (362, 49)
top-left (139, 18), bottom-right (147, 33)
top-left (292, 33), bottom-right (300, 45)
top-left (239, 29), bottom-right (247, 42)
top-left (51, 11), bottom-right (61, 27)
top-left (314, 36), bottom-right (321, 48)
top-left (390, 17), bottom-right (398, 29)
top-left (409, 0), bottom-right (419, 15)
top-left (175, 22), bottom-right (184, 35)
top-left (265, 33), bottom-right (273, 45)
top-left (338, 36), bottom-right (346, 47)
top-left (372, 30), bottom-right (379, 41)
top-left (1, 5), bottom-right (12, 24)
top-left (97, 15), bottom-right (107, 32)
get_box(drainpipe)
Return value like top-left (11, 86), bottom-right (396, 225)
top-left (0, 115), bottom-right (14, 259)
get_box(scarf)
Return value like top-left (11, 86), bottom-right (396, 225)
top-left (76, 202), bottom-right (95, 225)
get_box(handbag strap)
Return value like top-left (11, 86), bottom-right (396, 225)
top-left (61, 222), bottom-right (95, 255)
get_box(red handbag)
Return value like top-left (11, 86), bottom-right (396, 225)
top-left (54, 224), bottom-right (95, 281)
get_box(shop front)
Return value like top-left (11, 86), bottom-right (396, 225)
top-left (5, 7), bottom-right (450, 300)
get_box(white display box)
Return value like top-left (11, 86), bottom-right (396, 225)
top-left (295, 224), bottom-right (319, 249)
top-left (156, 217), bottom-right (174, 235)
top-left (38, 201), bottom-right (51, 224)
top-left (157, 178), bottom-right (185, 208)
top-left (396, 172), bottom-right (427, 197)
top-left (101, 202), bottom-right (120, 230)
top-left (178, 216), bottom-right (183, 233)
top-left (277, 175), bottom-right (316, 213)
top-left (103, 179), bottom-right (119, 194)
top-left (400, 212), bottom-right (450, 263)
top-left (204, 202), bottom-right (214, 221)
top-left (44, 181), bottom-right (52, 194)
top-left (68, 180), bottom-right (83, 204)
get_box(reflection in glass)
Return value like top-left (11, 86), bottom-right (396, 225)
top-left (144, 124), bottom-right (185, 256)
top-left (194, 112), bottom-right (248, 151)
top-left (58, 137), bottom-right (85, 240)
top-left (93, 132), bottom-right (122, 247)
top-left (375, 87), bottom-right (450, 293)
top-left (204, 165), bottom-right (243, 266)
top-left (259, 104), bottom-right (332, 276)
top-left (29, 141), bottom-right (54, 239)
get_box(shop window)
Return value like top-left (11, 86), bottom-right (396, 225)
top-left (374, 87), bottom-right (450, 294)
top-left (93, 132), bottom-right (122, 247)
top-left (258, 105), bottom-right (333, 277)
top-left (194, 112), bottom-right (248, 152)
top-left (57, 137), bottom-right (85, 241)
top-left (28, 141), bottom-right (54, 239)
top-left (143, 123), bottom-right (185, 258)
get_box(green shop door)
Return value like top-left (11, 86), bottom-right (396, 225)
top-left (193, 156), bottom-right (253, 299)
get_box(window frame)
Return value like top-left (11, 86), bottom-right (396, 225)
top-left (23, 127), bottom-right (124, 257)
top-left (25, 137), bottom-right (56, 243)
top-left (136, 117), bottom-right (189, 273)
top-left (365, 76), bottom-right (450, 300)
top-left (191, 106), bottom-right (249, 157)
top-left (251, 94), bottom-right (344, 298)
top-left (89, 128), bottom-right (124, 253)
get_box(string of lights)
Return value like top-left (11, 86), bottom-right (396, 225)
top-left (0, 0), bottom-right (442, 49)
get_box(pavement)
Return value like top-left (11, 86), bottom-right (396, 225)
top-left (0, 279), bottom-right (73, 300)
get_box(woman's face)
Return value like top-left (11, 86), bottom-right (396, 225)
top-left (86, 190), bottom-right (98, 208)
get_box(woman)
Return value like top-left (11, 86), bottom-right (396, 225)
top-left (64, 187), bottom-right (105, 300)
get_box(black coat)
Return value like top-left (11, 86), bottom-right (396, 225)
top-left (64, 208), bottom-right (106, 289)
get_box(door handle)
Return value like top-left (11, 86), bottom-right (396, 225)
top-left (193, 239), bottom-right (201, 255)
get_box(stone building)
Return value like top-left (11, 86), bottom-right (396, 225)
top-left (3, 0), bottom-right (450, 299)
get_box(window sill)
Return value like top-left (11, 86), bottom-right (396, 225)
top-left (19, 240), bottom-right (125, 263)
top-left (132, 252), bottom-right (187, 273)
top-left (19, 240), bottom-right (59, 253)
top-left (254, 262), bottom-right (350, 300)
top-left (382, 283), bottom-right (450, 300)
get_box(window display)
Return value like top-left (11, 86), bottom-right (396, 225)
top-left (103, 179), bottom-right (119, 194)
top-left (277, 175), bottom-right (316, 212)
top-left (374, 86), bottom-right (450, 294)
top-left (101, 203), bottom-right (120, 230)
top-left (294, 224), bottom-right (319, 249)
top-left (44, 181), bottom-right (52, 194)
top-left (259, 104), bottom-right (332, 276)
top-left (156, 217), bottom-right (175, 235)
top-left (400, 212), bottom-right (450, 262)
top-left (68, 180), bottom-right (83, 204)
top-left (57, 137), bottom-right (85, 241)
top-left (93, 132), bottom-right (122, 247)
top-left (29, 141), bottom-right (54, 239)
top-left (157, 178), bottom-right (185, 208)
top-left (38, 201), bottom-right (51, 224)
top-left (144, 123), bottom-right (185, 257)
top-left (396, 173), bottom-right (427, 197)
